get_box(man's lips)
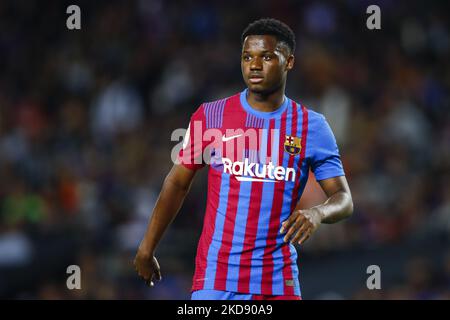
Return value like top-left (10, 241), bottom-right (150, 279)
top-left (249, 76), bottom-right (264, 84)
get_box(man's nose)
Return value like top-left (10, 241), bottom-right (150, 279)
top-left (250, 57), bottom-right (263, 70)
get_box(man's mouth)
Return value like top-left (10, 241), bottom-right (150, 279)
top-left (249, 76), bottom-right (264, 84)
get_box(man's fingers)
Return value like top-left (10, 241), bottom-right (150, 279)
top-left (297, 229), bottom-right (312, 245)
top-left (280, 211), bottom-right (300, 233)
top-left (283, 218), bottom-right (302, 242)
top-left (281, 209), bottom-right (319, 244)
top-left (284, 215), bottom-right (308, 242)
top-left (291, 223), bottom-right (310, 244)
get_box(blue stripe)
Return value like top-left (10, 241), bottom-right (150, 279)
top-left (258, 121), bottom-right (268, 166)
top-left (215, 101), bottom-right (220, 128)
top-left (222, 100), bottom-right (225, 125)
top-left (204, 99), bottom-right (226, 129)
top-left (192, 289), bottom-right (253, 300)
top-left (213, 101), bottom-right (218, 128)
top-left (206, 102), bottom-right (210, 128)
top-left (208, 102), bottom-right (212, 128)
top-left (271, 101), bottom-right (296, 295)
top-left (245, 113), bottom-right (266, 129)
top-left (208, 102), bottom-right (213, 128)
top-left (203, 103), bottom-right (209, 128)
top-left (289, 244), bottom-right (301, 296)
top-left (212, 102), bottom-right (215, 128)
top-left (226, 171), bottom-right (252, 292)
top-left (271, 119), bottom-right (280, 166)
top-left (219, 99), bottom-right (225, 127)
top-left (269, 116), bottom-right (284, 294)
top-left (249, 119), bottom-right (274, 294)
top-left (209, 103), bottom-right (212, 128)
top-left (250, 149), bottom-right (258, 163)
top-left (291, 108), bottom-right (309, 295)
top-left (204, 173), bottom-right (230, 288)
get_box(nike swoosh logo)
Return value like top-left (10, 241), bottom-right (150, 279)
top-left (222, 134), bottom-right (242, 142)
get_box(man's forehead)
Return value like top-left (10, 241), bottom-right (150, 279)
top-left (244, 35), bottom-right (277, 46)
top-left (242, 35), bottom-right (287, 53)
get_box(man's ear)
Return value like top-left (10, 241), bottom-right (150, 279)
top-left (286, 54), bottom-right (295, 71)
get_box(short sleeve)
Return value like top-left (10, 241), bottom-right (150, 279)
top-left (177, 105), bottom-right (208, 171)
top-left (309, 114), bottom-right (345, 181)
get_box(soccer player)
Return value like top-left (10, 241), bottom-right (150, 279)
top-left (134, 18), bottom-right (353, 300)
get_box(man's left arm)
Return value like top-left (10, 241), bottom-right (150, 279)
top-left (280, 176), bottom-right (353, 245)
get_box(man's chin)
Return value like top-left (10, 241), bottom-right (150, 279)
top-left (247, 85), bottom-right (276, 96)
top-left (247, 84), bottom-right (268, 94)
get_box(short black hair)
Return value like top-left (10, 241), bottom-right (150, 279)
top-left (241, 18), bottom-right (296, 54)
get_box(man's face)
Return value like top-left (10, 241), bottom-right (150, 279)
top-left (241, 35), bottom-right (294, 95)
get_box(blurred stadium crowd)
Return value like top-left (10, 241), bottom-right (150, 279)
top-left (0, 0), bottom-right (449, 299)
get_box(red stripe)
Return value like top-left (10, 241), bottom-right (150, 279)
top-left (261, 114), bottom-right (287, 295)
top-left (214, 176), bottom-right (241, 290)
top-left (191, 169), bottom-right (222, 291)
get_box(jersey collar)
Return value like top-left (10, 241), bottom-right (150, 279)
top-left (240, 88), bottom-right (289, 119)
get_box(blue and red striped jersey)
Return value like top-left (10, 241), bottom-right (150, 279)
top-left (178, 89), bottom-right (345, 296)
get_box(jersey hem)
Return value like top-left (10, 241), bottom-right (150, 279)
top-left (191, 279), bottom-right (301, 296)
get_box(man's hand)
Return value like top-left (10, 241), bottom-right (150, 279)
top-left (133, 249), bottom-right (162, 287)
top-left (280, 208), bottom-right (323, 245)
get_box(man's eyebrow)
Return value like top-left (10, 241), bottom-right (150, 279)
top-left (242, 50), bottom-right (275, 54)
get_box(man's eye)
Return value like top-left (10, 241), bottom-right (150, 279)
top-left (243, 56), bottom-right (251, 61)
top-left (263, 55), bottom-right (271, 61)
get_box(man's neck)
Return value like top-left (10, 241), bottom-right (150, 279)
top-left (246, 87), bottom-right (285, 113)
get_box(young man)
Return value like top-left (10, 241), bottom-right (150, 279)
top-left (134, 18), bottom-right (353, 300)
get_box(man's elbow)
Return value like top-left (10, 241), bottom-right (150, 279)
top-left (164, 174), bottom-right (191, 193)
top-left (163, 165), bottom-right (196, 193)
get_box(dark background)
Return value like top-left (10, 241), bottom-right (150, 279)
top-left (0, 0), bottom-right (449, 299)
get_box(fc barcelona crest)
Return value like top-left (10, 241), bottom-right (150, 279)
top-left (284, 135), bottom-right (301, 155)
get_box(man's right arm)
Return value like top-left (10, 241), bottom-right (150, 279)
top-left (134, 163), bottom-right (197, 286)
